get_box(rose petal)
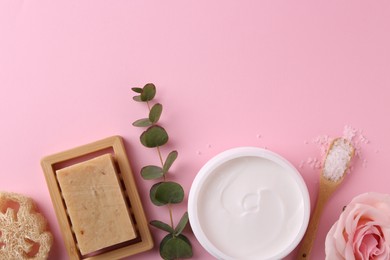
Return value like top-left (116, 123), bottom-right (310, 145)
top-left (325, 193), bottom-right (390, 260)
top-left (325, 221), bottom-right (345, 260)
top-left (359, 233), bottom-right (379, 259)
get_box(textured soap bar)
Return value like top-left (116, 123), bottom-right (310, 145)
top-left (56, 154), bottom-right (136, 255)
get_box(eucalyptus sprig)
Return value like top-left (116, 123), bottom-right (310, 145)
top-left (132, 83), bottom-right (193, 260)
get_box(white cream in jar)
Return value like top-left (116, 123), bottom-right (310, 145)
top-left (188, 147), bottom-right (310, 260)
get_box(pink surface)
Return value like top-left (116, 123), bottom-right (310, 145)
top-left (1, 1), bottom-right (390, 259)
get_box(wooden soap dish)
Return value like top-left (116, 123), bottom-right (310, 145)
top-left (41, 136), bottom-right (153, 260)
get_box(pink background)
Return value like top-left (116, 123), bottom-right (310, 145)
top-left (1, 1), bottom-right (390, 259)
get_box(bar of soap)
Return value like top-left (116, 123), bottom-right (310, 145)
top-left (56, 154), bottom-right (136, 255)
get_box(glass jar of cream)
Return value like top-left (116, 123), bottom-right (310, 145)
top-left (188, 147), bottom-right (310, 260)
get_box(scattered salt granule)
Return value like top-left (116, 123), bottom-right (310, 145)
top-left (299, 160), bottom-right (305, 168)
top-left (362, 159), bottom-right (368, 168)
top-left (342, 125), bottom-right (357, 142)
top-left (301, 135), bottom-right (330, 169)
top-left (303, 125), bottom-right (369, 170)
top-left (342, 125), bottom-right (370, 165)
top-left (305, 157), bottom-right (322, 169)
top-left (323, 139), bottom-right (354, 182)
top-left (312, 135), bottom-right (332, 158)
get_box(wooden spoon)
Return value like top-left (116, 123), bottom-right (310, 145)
top-left (297, 138), bottom-right (354, 259)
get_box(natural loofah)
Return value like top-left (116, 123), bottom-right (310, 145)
top-left (0, 192), bottom-right (53, 259)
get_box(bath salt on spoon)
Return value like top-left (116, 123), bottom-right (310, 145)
top-left (297, 138), bottom-right (354, 259)
top-left (323, 139), bottom-right (354, 181)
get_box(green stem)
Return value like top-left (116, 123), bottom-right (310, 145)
top-left (156, 146), bottom-right (174, 229)
top-left (168, 203), bottom-right (174, 230)
top-left (156, 147), bottom-right (165, 181)
top-left (148, 98), bottom-right (174, 230)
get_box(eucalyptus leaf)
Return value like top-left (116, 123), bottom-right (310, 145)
top-left (160, 234), bottom-right (193, 260)
top-left (174, 212), bottom-right (189, 236)
top-left (133, 95), bottom-right (143, 102)
top-left (154, 182), bottom-right (184, 204)
top-left (140, 125), bottom-right (169, 148)
top-left (132, 87), bottom-right (143, 93)
top-left (149, 103), bottom-right (163, 123)
top-left (141, 83), bottom-right (156, 101)
top-left (150, 220), bottom-right (174, 234)
top-left (141, 165), bottom-right (163, 180)
top-left (132, 118), bottom-right (153, 127)
top-left (150, 182), bottom-right (166, 206)
top-left (163, 150), bottom-right (178, 174)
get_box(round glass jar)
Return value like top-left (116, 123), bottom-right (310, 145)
top-left (188, 147), bottom-right (310, 260)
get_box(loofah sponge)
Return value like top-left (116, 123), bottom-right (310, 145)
top-left (0, 192), bottom-right (53, 259)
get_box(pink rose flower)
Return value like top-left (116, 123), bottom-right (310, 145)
top-left (325, 192), bottom-right (390, 260)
